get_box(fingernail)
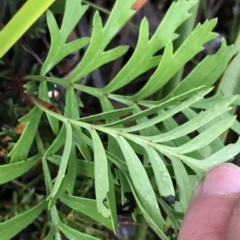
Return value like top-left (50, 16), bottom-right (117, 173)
top-left (194, 163), bottom-right (240, 197)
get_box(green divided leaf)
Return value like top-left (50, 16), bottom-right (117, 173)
top-left (103, 0), bottom-right (198, 93)
top-left (150, 96), bottom-right (236, 143)
top-left (80, 107), bottom-right (134, 123)
top-left (106, 168), bottom-right (118, 232)
top-left (174, 116), bottom-right (235, 154)
top-left (200, 138), bottom-right (240, 168)
top-left (73, 132), bottom-right (92, 161)
top-left (41, 0), bottom-right (89, 75)
top-left (166, 40), bottom-right (234, 98)
top-left (45, 125), bottom-right (66, 158)
top-left (9, 106), bottom-right (43, 162)
top-left (0, 200), bottom-right (47, 240)
top-left (68, 11), bottom-right (129, 82)
top-left (65, 146), bottom-right (77, 194)
top-left (58, 220), bottom-right (100, 240)
top-left (121, 172), bottom-right (169, 240)
top-left (158, 198), bottom-right (181, 231)
top-left (89, 128), bottom-right (110, 218)
top-left (65, 87), bottom-right (79, 119)
top-left (115, 135), bottom-right (165, 227)
top-left (60, 0), bottom-right (88, 42)
top-left (121, 88), bottom-right (212, 132)
top-left (50, 121), bottom-right (72, 198)
top-left (105, 86), bottom-right (206, 127)
top-left (183, 106), bottom-right (225, 154)
top-left (169, 156), bottom-right (192, 212)
top-left (61, 194), bottom-right (112, 230)
top-left (5, 0), bottom-right (240, 239)
top-left (144, 146), bottom-right (174, 198)
top-left (0, 154), bottom-right (40, 184)
top-left (132, 19), bottom-right (218, 100)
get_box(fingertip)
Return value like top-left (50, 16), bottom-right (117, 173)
top-left (179, 164), bottom-right (240, 240)
top-left (194, 163), bottom-right (240, 197)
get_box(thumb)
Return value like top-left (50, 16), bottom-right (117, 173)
top-left (178, 163), bottom-right (240, 240)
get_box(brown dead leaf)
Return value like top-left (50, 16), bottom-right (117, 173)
top-left (29, 95), bottom-right (61, 114)
top-left (14, 122), bottom-right (26, 134)
top-left (131, 0), bottom-right (148, 11)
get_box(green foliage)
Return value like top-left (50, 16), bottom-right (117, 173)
top-left (0, 0), bottom-right (55, 57)
top-left (1, 0), bottom-right (240, 239)
top-left (0, 200), bottom-right (47, 239)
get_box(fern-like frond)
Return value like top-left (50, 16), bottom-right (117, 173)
top-left (7, 0), bottom-right (240, 239)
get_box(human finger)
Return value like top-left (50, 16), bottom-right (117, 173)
top-left (178, 163), bottom-right (240, 240)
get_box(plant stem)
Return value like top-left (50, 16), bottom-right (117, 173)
top-left (134, 215), bottom-right (148, 240)
top-left (0, 0), bottom-right (55, 58)
top-left (230, 0), bottom-right (240, 43)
